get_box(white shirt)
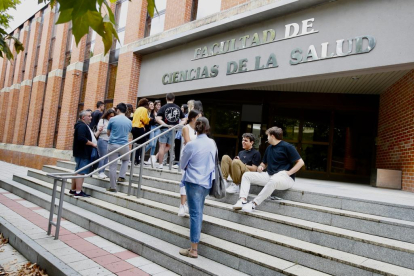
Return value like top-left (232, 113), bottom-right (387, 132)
top-left (87, 125), bottom-right (97, 144)
top-left (183, 124), bottom-right (197, 147)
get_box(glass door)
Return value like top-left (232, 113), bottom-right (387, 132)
top-left (273, 108), bottom-right (331, 177)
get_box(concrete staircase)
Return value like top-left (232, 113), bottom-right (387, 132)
top-left (1, 160), bottom-right (414, 275)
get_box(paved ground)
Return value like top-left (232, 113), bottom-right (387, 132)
top-left (0, 161), bottom-right (177, 276)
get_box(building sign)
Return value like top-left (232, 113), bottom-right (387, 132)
top-left (161, 18), bottom-right (376, 85)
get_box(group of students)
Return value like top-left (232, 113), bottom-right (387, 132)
top-left (70, 93), bottom-right (305, 260)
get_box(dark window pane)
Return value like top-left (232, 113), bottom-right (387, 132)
top-left (80, 72), bottom-right (88, 103)
top-left (302, 110), bottom-right (330, 142)
top-left (301, 144), bottom-right (328, 172)
top-left (212, 108), bottom-right (240, 136)
top-left (274, 109), bottom-right (300, 142)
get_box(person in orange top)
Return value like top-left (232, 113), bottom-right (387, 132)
top-left (132, 98), bottom-right (150, 165)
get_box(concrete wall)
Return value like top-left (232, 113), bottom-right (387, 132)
top-left (138, 0), bottom-right (414, 97)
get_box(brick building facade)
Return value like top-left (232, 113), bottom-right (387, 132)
top-left (0, 0), bottom-right (414, 192)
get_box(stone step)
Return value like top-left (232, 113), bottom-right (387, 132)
top-left (23, 170), bottom-right (414, 276)
top-left (23, 169), bottom-right (414, 272)
top-left (55, 160), bottom-right (414, 223)
top-left (43, 165), bottom-right (414, 244)
top-left (1, 177), bottom-right (329, 276)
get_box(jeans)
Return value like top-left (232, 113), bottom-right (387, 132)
top-left (107, 143), bottom-right (130, 189)
top-left (185, 181), bottom-right (210, 243)
top-left (145, 125), bottom-right (161, 155)
top-left (239, 171), bottom-right (295, 205)
top-left (132, 127), bottom-right (147, 164)
top-left (97, 139), bottom-right (109, 173)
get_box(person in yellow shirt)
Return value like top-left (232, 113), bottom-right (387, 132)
top-left (132, 98), bottom-right (150, 165)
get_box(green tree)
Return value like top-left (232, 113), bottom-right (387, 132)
top-left (0, 0), bottom-right (24, 59)
top-left (0, 0), bottom-right (157, 61)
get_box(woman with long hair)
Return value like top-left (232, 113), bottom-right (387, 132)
top-left (131, 98), bottom-right (150, 165)
top-left (178, 109), bottom-right (201, 216)
top-left (126, 104), bottom-right (134, 121)
top-left (144, 99), bottom-right (162, 165)
top-left (179, 117), bottom-right (215, 258)
top-left (96, 108), bottom-right (116, 179)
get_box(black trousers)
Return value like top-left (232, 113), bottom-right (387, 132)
top-left (174, 138), bottom-right (181, 162)
top-left (132, 127), bottom-right (147, 164)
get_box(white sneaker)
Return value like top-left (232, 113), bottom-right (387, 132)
top-left (157, 164), bottom-right (163, 170)
top-left (172, 164), bottom-right (179, 169)
top-left (184, 202), bottom-right (189, 214)
top-left (223, 179), bottom-right (229, 188)
top-left (242, 201), bottom-right (256, 213)
top-left (178, 204), bottom-right (186, 217)
top-left (143, 157), bottom-right (151, 165)
top-left (233, 199), bottom-right (247, 210)
top-left (98, 172), bottom-right (107, 179)
top-left (226, 183), bottom-right (240, 194)
top-left (150, 155), bottom-right (157, 167)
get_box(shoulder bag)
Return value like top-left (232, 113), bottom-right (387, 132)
top-left (209, 143), bottom-right (226, 199)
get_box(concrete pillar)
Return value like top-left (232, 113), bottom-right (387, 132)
top-left (24, 7), bottom-right (55, 146)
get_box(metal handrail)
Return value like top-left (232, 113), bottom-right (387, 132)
top-left (47, 124), bottom-right (165, 178)
top-left (46, 124), bottom-right (183, 240)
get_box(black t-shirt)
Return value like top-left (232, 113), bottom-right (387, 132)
top-left (90, 110), bottom-right (103, 130)
top-left (238, 149), bottom-right (261, 166)
top-left (157, 103), bottom-right (184, 128)
top-left (263, 141), bottom-right (301, 180)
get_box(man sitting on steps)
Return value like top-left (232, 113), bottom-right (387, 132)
top-left (222, 133), bottom-right (261, 194)
top-left (233, 126), bottom-right (304, 212)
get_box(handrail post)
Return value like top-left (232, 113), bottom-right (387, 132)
top-left (136, 144), bottom-right (146, 198)
top-left (47, 178), bottom-right (58, 236)
top-left (128, 143), bottom-right (137, 196)
top-left (54, 178), bottom-right (66, 239)
top-left (169, 128), bottom-right (176, 170)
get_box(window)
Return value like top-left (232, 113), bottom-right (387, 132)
top-left (192, 0), bottom-right (221, 20)
top-left (145, 0), bottom-right (167, 37)
top-left (85, 28), bottom-right (96, 59)
top-left (114, 0), bottom-right (128, 49)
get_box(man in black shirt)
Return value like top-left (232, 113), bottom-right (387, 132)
top-left (155, 93), bottom-right (185, 169)
top-left (233, 127), bottom-right (304, 212)
top-left (90, 101), bottom-right (105, 131)
top-left (221, 133), bottom-right (261, 194)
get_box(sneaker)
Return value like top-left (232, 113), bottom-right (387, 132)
top-left (178, 204), bottom-right (186, 217)
top-left (74, 191), bottom-right (91, 197)
top-left (223, 179), bottom-right (229, 188)
top-left (172, 164), bottom-right (179, 169)
top-left (98, 173), bottom-right (107, 179)
top-left (157, 164), bottom-right (163, 170)
top-left (150, 155), bottom-right (157, 167)
top-left (106, 188), bottom-right (117, 193)
top-left (242, 201), bottom-right (256, 213)
top-left (143, 157), bottom-right (152, 165)
top-left (184, 202), bottom-right (189, 214)
top-left (232, 198), bottom-right (247, 210)
top-left (117, 177), bottom-right (126, 183)
top-left (69, 190), bottom-right (76, 195)
top-left (226, 183), bottom-right (240, 194)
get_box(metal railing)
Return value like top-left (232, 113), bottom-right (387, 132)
top-left (46, 124), bottom-right (183, 239)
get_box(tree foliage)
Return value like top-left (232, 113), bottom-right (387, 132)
top-left (0, 0), bottom-right (24, 60)
top-left (0, 0), bottom-right (157, 61)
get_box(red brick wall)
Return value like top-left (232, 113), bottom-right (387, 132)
top-left (221, 0), bottom-right (249, 10)
top-left (38, 23), bottom-right (69, 148)
top-left (0, 148), bottom-right (59, 169)
top-left (3, 27), bottom-right (29, 143)
top-left (377, 69), bottom-right (414, 192)
top-left (164, 0), bottom-right (193, 31)
top-left (24, 8), bottom-right (55, 146)
top-left (113, 0), bottom-right (147, 105)
top-left (55, 37), bottom-right (86, 150)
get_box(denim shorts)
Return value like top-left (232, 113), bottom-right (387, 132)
top-left (158, 128), bottom-right (174, 145)
top-left (75, 157), bottom-right (91, 174)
